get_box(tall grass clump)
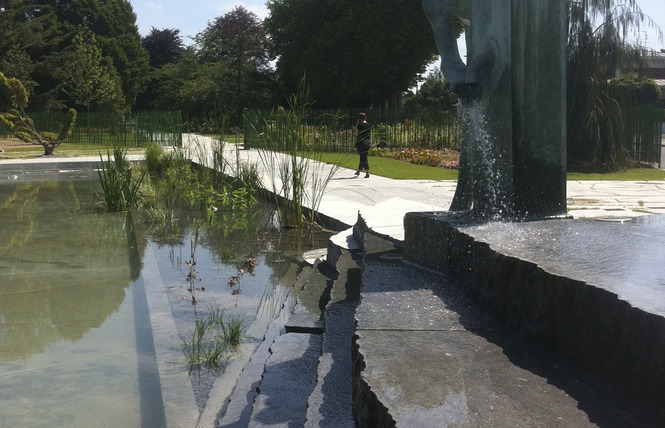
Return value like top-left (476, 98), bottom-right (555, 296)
top-left (182, 305), bottom-right (246, 370)
top-left (251, 78), bottom-right (339, 228)
top-left (97, 145), bottom-right (147, 212)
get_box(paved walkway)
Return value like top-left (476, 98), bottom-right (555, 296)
top-left (2, 135), bottom-right (664, 244)
top-left (180, 135), bottom-right (665, 243)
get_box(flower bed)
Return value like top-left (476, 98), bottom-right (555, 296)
top-left (369, 147), bottom-right (459, 169)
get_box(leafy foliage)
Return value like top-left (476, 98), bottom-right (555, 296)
top-left (194, 6), bottom-right (275, 126)
top-left (135, 27), bottom-right (185, 111)
top-left (0, 0), bottom-right (149, 112)
top-left (142, 27), bottom-right (185, 69)
top-left (0, 72), bottom-right (77, 155)
top-left (97, 145), bottom-right (147, 212)
top-left (608, 74), bottom-right (661, 105)
top-left (403, 68), bottom-right (458, 110)
top-left (566, 0), bottom-right (662, 171)
top-left (60, 24), bottom-right (122, 112)
top-left (265, 0), bottom-right (437, 108)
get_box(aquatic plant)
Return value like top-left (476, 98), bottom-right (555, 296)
top-left (227, 256), bottom-right (256, 298)
top-left (220, 316), bottom-right (245, 348)
top-left (182, 318), bottom-right (228, 369)
top-left (144, 135), bottom-right (257, 232)
top-left (97, 145), bottom-right (146, 212)
top-left (251, 77), bottom-right (340, 228)
top-left (185, 223), bottom-right (201, 304)
top-left (182, 305), bottom-right (246, 370)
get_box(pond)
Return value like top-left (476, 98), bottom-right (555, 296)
top-left (0, 172), bottom-right (332, 427)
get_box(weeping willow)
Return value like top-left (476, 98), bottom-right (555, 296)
top-left (567, 0), bottom-right (662, 171)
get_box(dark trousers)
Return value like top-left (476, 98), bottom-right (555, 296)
top-left (358, 151), bottom-right (369, 171)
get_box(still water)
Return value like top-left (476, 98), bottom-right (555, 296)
top-left (0, 174), bottom-right (331, 427)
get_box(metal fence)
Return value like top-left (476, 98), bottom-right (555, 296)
top-left (243, 107), bottom-right (461, 153)
top-left (244, 104), bottom-right (663, 168)
top-left (0, 111), bottom-right (182, 147)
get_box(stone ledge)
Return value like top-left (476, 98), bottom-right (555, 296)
top-left (403, 211), bottom-right (665, 420)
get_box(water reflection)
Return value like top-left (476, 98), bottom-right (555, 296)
top-left (0, 179), bottom-right (148, 427)
top-left (0, 180), bottom-right (141, 360)
top-left (463, 216), bottom-right (665, 315)
top-left (0, 176), bottom-right (333, 426)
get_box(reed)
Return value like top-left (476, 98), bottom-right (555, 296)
top-left (251, 78), bottom-right (340, 228)
top-left (186, 223), bottom-right (200, 304)
top-left (182, 305), bottom-right (246, 370)
top-left (97, 145), bottom-right (146, 212)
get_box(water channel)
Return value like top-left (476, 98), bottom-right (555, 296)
top-left (0, 172), bottom-right (331, 427)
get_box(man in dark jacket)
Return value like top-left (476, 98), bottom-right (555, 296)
top-left (354, 112), bottom-right (371, 178)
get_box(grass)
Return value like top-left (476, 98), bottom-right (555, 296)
top-left (0, 142), bottom-right (145, 158)
top-left (314, 152), bottom-right (665, 181)
top-left (182, 305), bottom-right (246, 370)
top-left (567, 168), bottom-right (665, 181)
top-left (309, 152), bottom-right (460, 180)
top-left (3, 139), bottom-right (663, 181)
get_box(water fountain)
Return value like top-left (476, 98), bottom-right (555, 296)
top-left (422, 0), bottom-right (566, 219)
top-left (401, 0), bottom-right (665, 420)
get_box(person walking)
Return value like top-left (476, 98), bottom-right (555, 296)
top-left (354, 112), bottom-right (371, 178)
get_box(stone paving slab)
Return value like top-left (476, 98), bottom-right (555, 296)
top-left (248, 333), bottom-right (322, 427)
top-left (355, 257), bottom-right (661, 427)
top-left (355, 329), bottom-right (609, 428)
top-left (357, 264), bottom-right (495, 332)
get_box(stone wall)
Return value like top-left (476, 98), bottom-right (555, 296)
top-left (404, 211), bottom-right (665, 418)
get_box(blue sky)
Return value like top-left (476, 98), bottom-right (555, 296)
top-left (130, 0), bottom-right (269, 43)
top-left (129, 0), bottom-right (665, 52)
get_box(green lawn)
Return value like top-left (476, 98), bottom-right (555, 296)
top-left (314, 152), bottom-right (665, 181)
top-left (567, 168), bottom-right (665, 181)
top-left (3, 142), bottom-right (664, 181)
top-left (313, 152), bottom-right (459, 180)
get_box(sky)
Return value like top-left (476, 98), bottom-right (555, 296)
top-left (129, 0), bottom-right (665, 88)
top-left (130, 0), bottom-right (665, 52)
top-left (130, 0), bottom-right (269, 43)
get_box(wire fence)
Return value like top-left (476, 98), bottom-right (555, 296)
top-left (0, 111), bottom-right (182, 147)
top-left (243, 107), bottom-right (461, 153)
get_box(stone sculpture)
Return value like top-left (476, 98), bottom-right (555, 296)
top-left (423, 0), bottom-right (567, 219)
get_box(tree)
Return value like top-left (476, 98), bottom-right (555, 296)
top-left (92, 0), bottom-right (150, 110)
top-left (142, 27), bottom-right (184, 69)
top-left (153, 53), bottom-right (226, 119)
top-left (403, 68), bottom-right (458, 110)
top-left (60, 24), bottom-right (121, 113)
top-left (1, 0), bottom-right (149, 112)
top-left (567, 0), bottom-right (662, 171)
top-left (135, 27), bottom-right (185, 111)
top-left (196, 6), bottom-right (273, 125)
top-left (0, 72), bottom-right (77, 156)
top-left (265, 0), bottom-right (437, 108)
top-left (0, 0), bottom-right (59, 99)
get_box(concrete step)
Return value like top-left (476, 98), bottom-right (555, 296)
top-left (219, 244), bottom-right (363, 427)
top-left (305, 251), bottom-right (362, 428)
top-left (248, 251), bottom-right (361, 428)
top-left (216, 254), bottom-right (342, 427)
top-left (216, 263), bottom-right (318, 427)
top-left (353, 236), bottom-right (662, 427)
top-left (249, 332), bottom-right (323, 427)
top-left (216, 218), bottom-right (367, 428)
